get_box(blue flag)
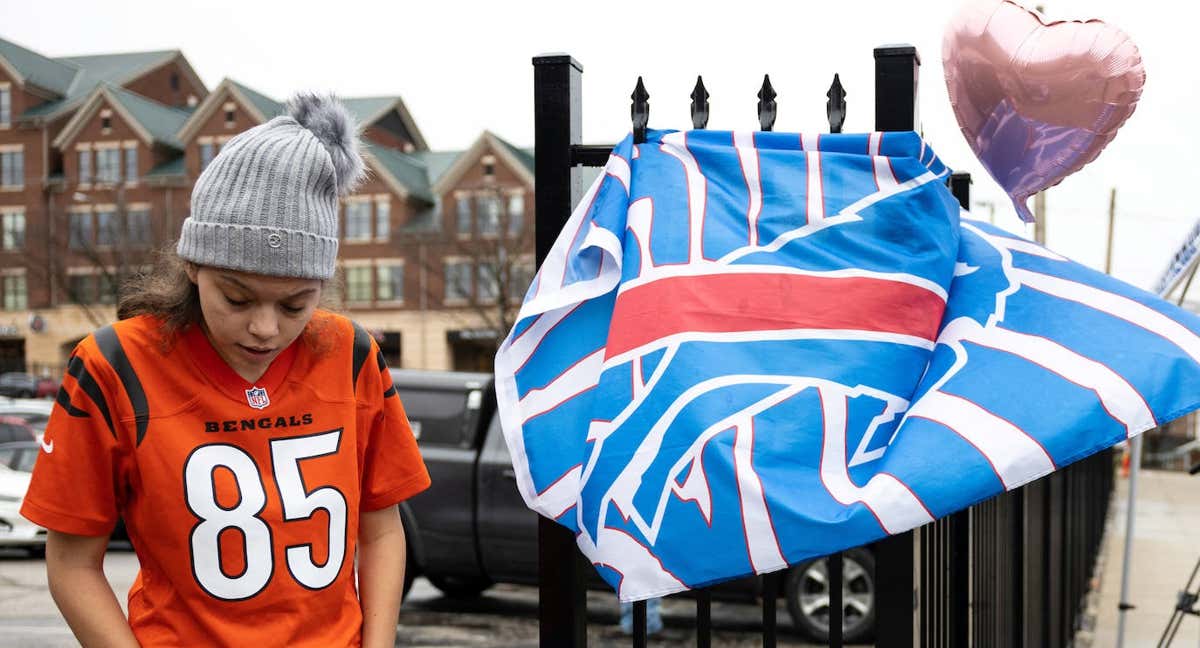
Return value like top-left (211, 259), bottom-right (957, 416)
top-left (494, 129), bottom-right (1200, 601)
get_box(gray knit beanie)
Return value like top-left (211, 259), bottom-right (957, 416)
top-left (177, 93), bottom-right (367, 280)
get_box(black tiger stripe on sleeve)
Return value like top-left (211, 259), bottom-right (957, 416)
top-left (93, 326), bottom-right (151, 446)
top-left (67, 355), bottom-right (116, 439)
top-left (54, 385), bottom-right (90, 418)
top-left (351, 322), bottom-right (373, 394)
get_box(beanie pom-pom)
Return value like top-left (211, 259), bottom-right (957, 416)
top-left (286, 92), bottom-right (366, 196)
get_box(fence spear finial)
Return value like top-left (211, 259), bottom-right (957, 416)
top-left (827, 73), bottom-right (847, 134)
top-left (690, 76), bottom-right (710, 130)
top-left (757, 74), bottom-right (777, 132)
top-left (631, 77), bottom-right (650, 144)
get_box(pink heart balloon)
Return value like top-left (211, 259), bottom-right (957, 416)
top-left (943, 0), bottom-right (1145, 222)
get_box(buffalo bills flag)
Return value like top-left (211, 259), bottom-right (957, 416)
top-left (494, 129), bottom-right (1200, 602)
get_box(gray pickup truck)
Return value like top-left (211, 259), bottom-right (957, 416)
top-left (392, 369), bottom-right (875, 643)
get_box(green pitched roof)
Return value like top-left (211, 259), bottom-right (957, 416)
top-left (342, 97), bottom-right (398, 125)
top-left (145, 155), bottom-right (185, 178)
top-left (492, 134), bottom-right (535, 176)
top-left (0, 36), bottom-right (77, 95)
top-left (368, 146), bottom-right (433, 203)
top-left (411, 150), bottom-right (462, 185)
top-left (59, 50), bottom-right (176, 95)
top-left (4, 41), bottom-right (184, 123)
top-left (229, 80), bottom-right (283, 120)
top-left (106, 84), bottom-right (192, 149)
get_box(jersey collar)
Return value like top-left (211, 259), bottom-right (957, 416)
top-left (181, 323), bottom-right (300, 406)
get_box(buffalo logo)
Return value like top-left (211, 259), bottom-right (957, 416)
top-left (245, 386), bottom-right (270, 410)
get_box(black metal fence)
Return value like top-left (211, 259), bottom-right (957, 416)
top-left (531, 45), bottom-right (1116, 648)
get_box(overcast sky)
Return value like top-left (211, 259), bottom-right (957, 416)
top-left (2, 0), bottom-right (1197, 292)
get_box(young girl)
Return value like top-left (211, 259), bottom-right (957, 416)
top-left (21, 94), bottom-right (430, 647)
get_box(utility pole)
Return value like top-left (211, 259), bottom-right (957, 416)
top-left (1034, 191), bottom-right (1047, 245)
top-left (1105, 188), bottom-right (1117, 275)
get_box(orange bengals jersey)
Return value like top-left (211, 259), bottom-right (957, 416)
top-left (22, 311), bottom-right (430, 647)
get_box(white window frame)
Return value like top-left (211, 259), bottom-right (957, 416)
top-left (342, 260), bottom-right (374, 305)
top-left (0, 144), bottom-right (24, 189)
top-left (1, 268), bottom-right (26, 311)
top-left (343, 197), bottom-right (373, 243)
top-left (374, 195), bottom-right (390, 243)
top-left (374, 258), bottom-right (404, 305)
top-left (123, 141), bottom-right (139, 185)
top-left (443, 257), bottom-right (473, 304)
top-left (1, 207), bottom-right (24, 251)
top-left (0, 83), bottom-right (11, 129)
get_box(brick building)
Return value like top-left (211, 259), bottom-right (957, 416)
top-left (0, 35), bottom-right (535, 375)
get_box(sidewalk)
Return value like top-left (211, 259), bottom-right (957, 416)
top-left (1090, 469), bottom-right (1200, 647)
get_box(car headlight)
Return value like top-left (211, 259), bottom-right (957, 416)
top-left (0, 494), bottom-right (21, 503)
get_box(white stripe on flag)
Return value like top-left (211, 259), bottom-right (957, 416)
top-left (907, 390), bottom-right (1055, 490)
top-left (606, 154), bottom-right (632, 194)
top-left (519, 349), bottom-right (605, 421)
top-left (660, 132), bottom-right (707, 262)
top-left (578, 526), bottom-right (685, 602)
top-left (733, 131), bottom-right (763, 246)
top-left (732, 416), bottom-right (787, 573)
top-left (819, 389), bottom-right (934, 534)
top-left (1013, 269), bottom-right (1200, 363)
top-left (973, 325), bottom-right (1156, 437)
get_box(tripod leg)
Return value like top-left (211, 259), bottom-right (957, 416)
top-left (1160, 554), bottom-right (1200, 647)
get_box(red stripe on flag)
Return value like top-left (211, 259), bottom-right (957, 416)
top-left (606, 273), bottom-right (944, 359)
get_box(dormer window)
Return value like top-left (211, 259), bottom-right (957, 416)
top-left (482, 155), bottom-right (496, 180)
top-left (170, 73), bottom-right (180, 91)
top-left (100, 109), bottom-right (113, 134)
top-left (223, 102), bottom-right (236, 129)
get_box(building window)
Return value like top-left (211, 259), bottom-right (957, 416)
top-left (478, 195), bottom-right (501, 236)
top-left (67, 275), bottom-right (94, 304)
top-left (375, 199), bottom-right (390, 241)
top-left (345, 266), bottom-right (372, 303)
top-left (225, 109), bottom-right (235, 127)
top-left (95, 210), bottom-right (116, 247)
top-left (2, 275), bottom-right (26, 311)
top-left (456, 196), bottom-right (471, 235)
top-left (170, 73), bottom-right (180, 91)
top-left (478, 264), bottom-right (499, 302)
top-left (445, 261), bottom-right (472, 302)
top-left (508, 193), bottom-right (524, 236)
top-left (95, 148), bottom-right (120, 184)
top-left (69, 213), bottom-right (92, 249)
top-left (0, 87), bottom-right (10, 127)
top-left (124, 146), bottom-right (138, 183)
top-left (345, 201), bottom-right (372, 242)
top-left (199, 142), bottom-right (215, 171)
top-left (79, 149), bottom-right (92, 184)
top-left (127, 209), bottom-right (151, 247)
top-left (1, 212), bottom-right (24, 250)
top-left (101, 116), bottom-right (111, 132)
top-left (377, 264), bottom-right (403, 302)
top-left (0, 149), bottom-right (23, 187)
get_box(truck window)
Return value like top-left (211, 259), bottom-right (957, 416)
top-left (397, 388), bottom-right (471, 447)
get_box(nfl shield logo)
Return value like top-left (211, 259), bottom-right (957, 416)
top-left (245, 386), bottom-right (270, 410)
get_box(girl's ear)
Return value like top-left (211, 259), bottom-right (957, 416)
top-left (184, 262), bottom-right (199, 285)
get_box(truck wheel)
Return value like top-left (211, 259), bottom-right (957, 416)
top-left (427, 574), bottom-right (493, 599)
top-left (785, 548), bottom-right (875, 643)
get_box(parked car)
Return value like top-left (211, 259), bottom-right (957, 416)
top-left (0, 373), bottom-right (38, 398)
top-left (0, 450), bottom-right (47, 554)
top-left (0, 441), bottom-right (39, 473)
top-left (0, 417), bottom-right (35, 444)
top-left (0, 399), bottom-right (54, 437)
top-left (391, 369), bottom-right (876, 642)
top-left (35, 377), bottom-right (60, 399)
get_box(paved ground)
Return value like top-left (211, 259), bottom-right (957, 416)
top-left (1089, 469), bottom-right (1200, 647)
top-left (0, 544), bottom-right (824, 647)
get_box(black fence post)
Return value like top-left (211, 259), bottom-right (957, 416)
top-left (872, 42), bottom-right (921, 648)
top-left (947, 173), bottom-right (972, 648)
top-left (532, 53), bottom-right (589, 648)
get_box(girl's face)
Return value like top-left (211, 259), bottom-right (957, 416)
top-left (186, 265), bottom-right (322, 383)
